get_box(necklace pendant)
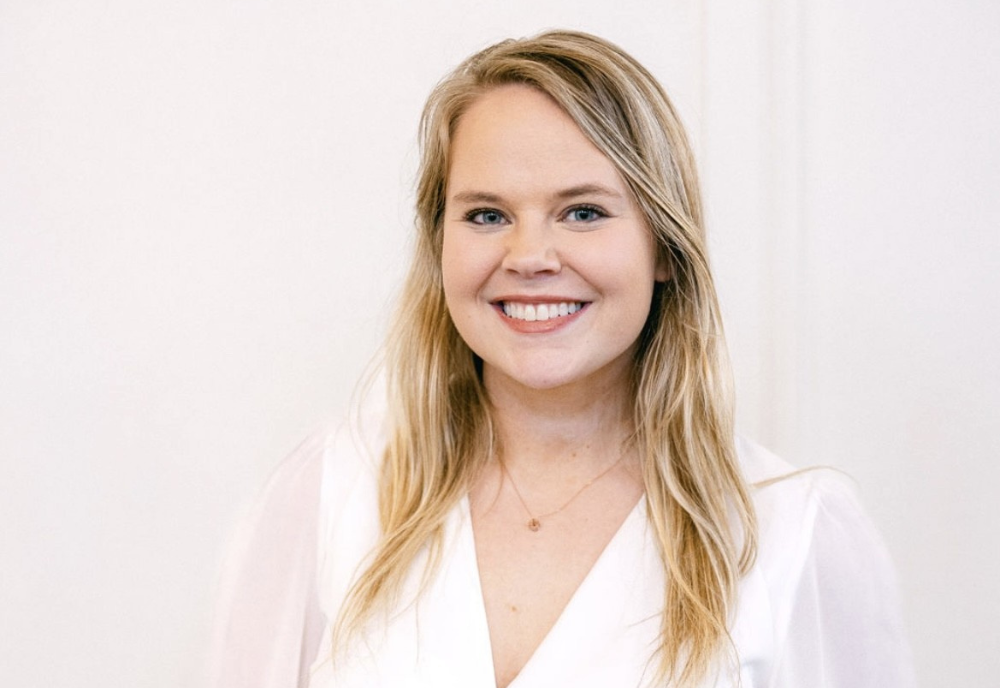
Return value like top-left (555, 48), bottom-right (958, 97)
top-left (527, 518), bottom-right (541, 532)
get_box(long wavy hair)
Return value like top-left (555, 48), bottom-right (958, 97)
top-left (335, 30), bottom-right (757, 686)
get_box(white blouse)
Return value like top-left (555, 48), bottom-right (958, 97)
top-left (207, 418), bottom-right (915, 688)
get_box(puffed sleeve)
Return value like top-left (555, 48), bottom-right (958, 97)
top-left (206, 429), bottom-right (328, 688)
top-left (768, 476), bottom-right (916, 687)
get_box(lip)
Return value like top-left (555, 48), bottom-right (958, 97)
top-left (490, 297), bottom-right (590, 334)
top-left (491, 295), bottom-right (586, 305)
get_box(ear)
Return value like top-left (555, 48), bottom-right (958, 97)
top-left (654, 253), bottom-right (671, 283)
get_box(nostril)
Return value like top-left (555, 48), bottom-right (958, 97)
top-left (501, 245), bottom-right (562, 275)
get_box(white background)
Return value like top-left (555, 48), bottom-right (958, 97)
top-left (2, 1), bottom-right (997, 686)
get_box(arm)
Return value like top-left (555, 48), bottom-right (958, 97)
top-left (768, 476), bottom-right (916, 687)
top-left (206, 430), bottom-right (328, 688)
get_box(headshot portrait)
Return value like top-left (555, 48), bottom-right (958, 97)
top-left (2, 2), bottom-right (997, 687)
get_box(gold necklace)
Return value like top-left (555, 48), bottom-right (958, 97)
top-left (498, 453), bottom-right (628, 532)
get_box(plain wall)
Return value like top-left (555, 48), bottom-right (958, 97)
top-left (1, 1), bottom-right (997, 686)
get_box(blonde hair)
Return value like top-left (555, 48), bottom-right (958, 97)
top-left (336, 30), bottom-right (757, 686)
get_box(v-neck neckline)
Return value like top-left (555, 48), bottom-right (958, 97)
top-left (457, 493), bottom-right (648, 688)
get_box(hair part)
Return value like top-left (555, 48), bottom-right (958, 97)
top-left (334, 30), bottom-right (757, 687)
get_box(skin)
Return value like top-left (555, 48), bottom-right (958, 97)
top-left (442, 84), bottom-right (666, 688)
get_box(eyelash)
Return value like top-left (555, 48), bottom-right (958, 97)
top-left (563, 204), bottom-right (607, 222)
top-left (463, 204), bottom-right (608, 225)
top-left (464, 208), bottom-right (507, 225)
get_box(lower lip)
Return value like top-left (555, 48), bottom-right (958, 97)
top-left (493, 303), bottom-right (588, 333)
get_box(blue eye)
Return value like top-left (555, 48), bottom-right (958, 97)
top-left (565, 205), bottom-right (605, 222)
top-left (467, 209), bottom-right (506, 225)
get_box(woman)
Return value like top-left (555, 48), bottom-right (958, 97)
top-left (209, 30), bottom-right (914, 688)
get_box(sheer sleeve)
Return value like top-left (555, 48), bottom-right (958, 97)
top-left (768, 475), bottom-right (916, 688)
top-left (206, 429), bottom-right (328, 688)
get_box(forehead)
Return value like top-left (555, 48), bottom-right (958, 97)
top-left (446, 84), bottom-right (625, 198)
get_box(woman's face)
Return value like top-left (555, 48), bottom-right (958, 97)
top-left (441, 84), bottom-right (666, 396)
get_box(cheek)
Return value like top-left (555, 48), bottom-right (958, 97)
top-left (588, 236), bottom-right (658, 287)
top-left (441, 230), bottom-right (487, 322)
top-left (592, 240), bottom-right (658, 321)
top-left (442, 228), bottom-right (495, 298)
top-left (440, 229), bottom-right (465, 302)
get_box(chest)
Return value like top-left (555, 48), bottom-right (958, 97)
top-left (312, 491), bottom-right (774, 688)
top-left (315, 496), bottom-right (676, 687)
top-left (471, 490), bottom-right (644, 688)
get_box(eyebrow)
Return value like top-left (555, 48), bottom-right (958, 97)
top-left (449, 184), bottom-right (624, 205)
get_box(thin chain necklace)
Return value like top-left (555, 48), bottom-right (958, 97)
top-left (498, 452), bottom-right (628, 532)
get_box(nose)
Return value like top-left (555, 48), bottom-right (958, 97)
top-left (501, 218), bottom-right (561, 277)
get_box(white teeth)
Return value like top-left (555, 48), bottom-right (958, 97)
top-left (501, 301), bottom-right (584, 322)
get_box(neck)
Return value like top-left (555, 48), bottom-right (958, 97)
top-left (484, 368), bottom-right (633, 474)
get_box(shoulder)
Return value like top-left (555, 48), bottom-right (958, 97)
top-left (241, 414), bottom-right (372, 532)
top-left (207, 423), bottom-right (337, 688)
top-left (317, 402), bottom-right (384, 525)
top-left (733, 437), bottom-right (915, 686)
top-left (256, 422), bottom-right (334, 512)
top-left (315, 404), bottom-right (385, 614)
top-left (239, 405), bottom-right (384, 584)
top-left (238, 407), bottom-right (385, 618)
top-left (735, 435), bottom-right (896, 622)
top-left (736, 435), bottom-right (875, 559)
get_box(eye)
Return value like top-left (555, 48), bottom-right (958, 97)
top-left (563, 205), bottom-right (606, 223)
top-left (466, 208), bottom-right (508, 226)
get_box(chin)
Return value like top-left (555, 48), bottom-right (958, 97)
top-left (517, 375), bottom-right (576, 391)
top-left (480, 362), bottom-right (568, 393)
top-left (488, 361), bottom-right (619, 396)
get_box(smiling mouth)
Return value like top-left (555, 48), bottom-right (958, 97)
top-left (499, 301), bottom-right (588, 322)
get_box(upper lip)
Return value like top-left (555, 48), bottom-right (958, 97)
top-left (490, 295), bottom-right (590, 304)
